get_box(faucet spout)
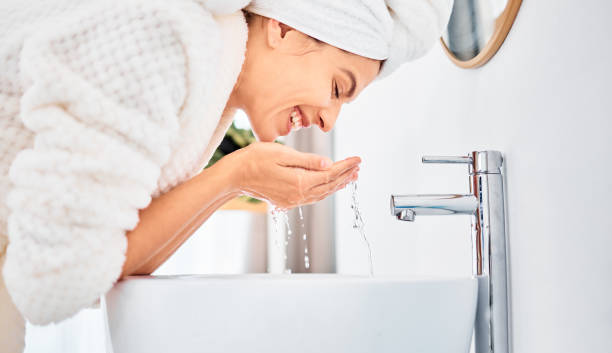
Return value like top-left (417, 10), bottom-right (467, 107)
top-left (390, 194), bottom-right (478, 221)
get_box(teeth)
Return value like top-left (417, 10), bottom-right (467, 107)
top-left (292, 119), bottom-right (302, 130)
top-left (290, 108), bottom-right (302, 130)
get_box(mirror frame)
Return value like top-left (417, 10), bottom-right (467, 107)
top-left (441, 0), bottom-right (522, 69)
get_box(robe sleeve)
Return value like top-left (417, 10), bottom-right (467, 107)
top-left (3, 1), bottom-right (193, 324)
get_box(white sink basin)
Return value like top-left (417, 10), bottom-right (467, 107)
top-left (103, 274), bottom-right (477, 353)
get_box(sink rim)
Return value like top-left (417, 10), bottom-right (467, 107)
top-left (119, 273), bottom-right (477, 283)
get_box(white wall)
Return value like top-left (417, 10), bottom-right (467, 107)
top-left (334, 1), bottom-right (612, 352)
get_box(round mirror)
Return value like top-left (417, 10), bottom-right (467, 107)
top-left (441, 0), bottom-right (522, 68)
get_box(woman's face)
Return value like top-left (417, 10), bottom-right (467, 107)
top-left (237, 16), bottom-right (381, 142)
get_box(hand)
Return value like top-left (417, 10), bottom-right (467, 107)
top-left (221, 142), bottom-right (360, 209)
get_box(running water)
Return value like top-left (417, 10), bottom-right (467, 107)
top-left (270, 207), bottom-right (311, 272)
top-left (349, 181), bottom-right (374, 276)
top-left (298, 207), bottom-right (310, 270)
top-left (270, 208), bottom-right (292, 273)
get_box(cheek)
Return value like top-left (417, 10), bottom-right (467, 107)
top-left (304, 74), bottom-right (335, 107)
top-left (245, 68), bottom-right (331, 131)
top-left (277, 58), bottom-right (332, 105)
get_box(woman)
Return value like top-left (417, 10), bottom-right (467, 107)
top-left (0, 0), bottom-right (451, 351)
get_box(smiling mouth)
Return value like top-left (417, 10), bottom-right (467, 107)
top-left (289, 106), bottom-right (310, 132)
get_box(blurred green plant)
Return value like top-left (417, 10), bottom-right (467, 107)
top-left (206, 122), bottom-right (256, 166)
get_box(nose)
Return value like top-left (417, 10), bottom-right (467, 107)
top-left (317, 103), bottom-right (342, 132)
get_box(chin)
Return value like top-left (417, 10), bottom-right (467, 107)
top-left (257, 134), bottom-right (276, 143)
top-left (247, 110), bottom-right (280, 142)
top-left (251, 127), bottom-right (275, 143)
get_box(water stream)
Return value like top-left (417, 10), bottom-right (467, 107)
top-left (270, 182), bottom-right (373, 276)
top-left (298, 207), bottom-right (310, 270)
top-left (270, 208), bottom-right (291, 273)
top-left (349, 181), bottom-right (374, 276)
top-left (270, 206), bottom-right (311, 272)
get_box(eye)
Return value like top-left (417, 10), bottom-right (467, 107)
top-left (333, 80), bottom-right (340, 99)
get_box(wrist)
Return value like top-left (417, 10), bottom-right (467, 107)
top-left (206, 150), bottom-right (243, 198)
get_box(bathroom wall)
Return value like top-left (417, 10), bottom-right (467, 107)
top-left (334, 1), bottom-right (612, 352)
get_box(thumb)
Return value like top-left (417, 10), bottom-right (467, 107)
top-left (281, 149), bottom-right (333, 171)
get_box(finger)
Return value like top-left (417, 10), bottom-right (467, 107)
top-left (315, 176), bottom-right (356, 202)
top-left (322, 170), bottom-right (359, 199)
top-left (308, 161), bottom-right (359, 189)
top-left (331, 156), bottom-right (361, 170)
top-left (309, 166), bottom-right (358, 196)
top-left (279, 148), bottom-right (334, 171)
top-left (299, 166), bottom-right (359, 206)
top-left (327, 157), bottom-right (361, 178)
top-left (303, 174), bottom-right (357, 205)
top-left (332, 168), bottom-right (359, 192)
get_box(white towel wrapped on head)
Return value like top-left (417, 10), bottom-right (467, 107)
top-left (246, 0), bottom-right (454, 77)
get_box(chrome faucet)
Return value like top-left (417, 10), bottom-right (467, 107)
top-left (390, 151), bottom-right (509, 353)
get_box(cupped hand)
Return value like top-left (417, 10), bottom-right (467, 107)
top-left (222, 142), bottom-right (360, 209)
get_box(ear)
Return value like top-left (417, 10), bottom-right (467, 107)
top-left (265, 18), bottom-right (294, 48)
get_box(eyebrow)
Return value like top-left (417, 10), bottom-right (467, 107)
top-left (341, 68), bottom-right (357, 99)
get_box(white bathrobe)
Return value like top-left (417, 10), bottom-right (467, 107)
top-left (0, 0), bottom-right (248, 350)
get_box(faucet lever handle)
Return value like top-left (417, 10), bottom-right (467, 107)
top-left (421, 155), bottom-right (473, 164)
